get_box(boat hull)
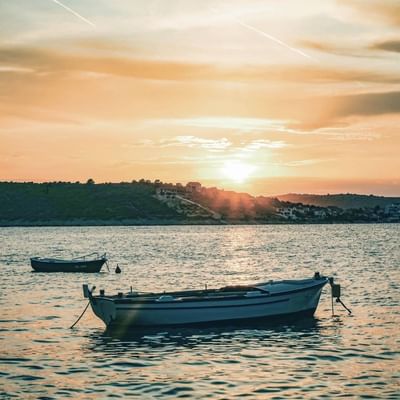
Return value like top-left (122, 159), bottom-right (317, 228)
top-left (31, 258), bottom-right (106, 273)
top-left (89, 279), bottom-right (327, 328)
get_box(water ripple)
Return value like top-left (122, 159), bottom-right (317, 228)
top-left (0, 225), bottom-right (399, 398)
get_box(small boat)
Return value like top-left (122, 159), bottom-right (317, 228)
top-left (31, 252), bottom-right (107, 273)
top-left (83, 272), bottom-right (335, 328)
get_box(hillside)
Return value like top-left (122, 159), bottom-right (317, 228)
top-left (0, 182), bottom-right (183, 225)
top-left (276, 193), bottom-right (400, 209)
top-left (191, 188), bottom-right (282, 222)
top-left (0, 182), bottom-right (399, 225)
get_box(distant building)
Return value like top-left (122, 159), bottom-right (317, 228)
top-left (384, 203), bottom-right (400, 218)
top-left (186, 182), bottom-right (202, 193)
top-left (313, 209), bottom-right (326, 218)
top-left (277, 207), bottom-right (297, 220)
top-left (156, 184), bottom-right (186, 198)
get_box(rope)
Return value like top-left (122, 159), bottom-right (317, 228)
top-left (70, 301), bottom-right (90, 329)
top-left (336, 298), bottom-right (352, 315)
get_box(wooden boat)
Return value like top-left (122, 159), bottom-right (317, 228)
top-left (31, 252), bottom-right (107, 273)
top-left (83, 272), bottom-right (333, 328)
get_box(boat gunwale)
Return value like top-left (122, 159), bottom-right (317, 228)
top-left (30, 257), bottom-right (106, 265)
top-left (94, 279), bottom-right (328, 306)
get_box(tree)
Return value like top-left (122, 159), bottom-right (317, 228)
top-left (86, 178), bottom-right (95, 185)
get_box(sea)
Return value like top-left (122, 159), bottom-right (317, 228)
top-left (0, 224), bottom-right (399, 399)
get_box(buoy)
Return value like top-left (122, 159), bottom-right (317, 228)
top-left (115, 264), bottom-right (121, 274)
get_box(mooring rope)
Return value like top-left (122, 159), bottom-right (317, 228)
top-left (336, 298), bottom-right (352, 315)
top-left (70, 301), bottom-right (90, 329)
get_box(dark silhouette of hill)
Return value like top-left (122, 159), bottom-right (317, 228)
top-left (276, 193), bottom-right (400, 209)
top-left (0, 181), bottom-right (398, 225)
top-left (0, 181), bottom-right (181, 224)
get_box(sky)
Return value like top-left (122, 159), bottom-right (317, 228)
top-left (0, 0), bottom-right (399, 195)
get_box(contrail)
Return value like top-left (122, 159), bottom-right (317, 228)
top-left (51, 0), bottom-right (95, 27)
top-left (234, 19), bottom-right (316, 62)
top-left (211, 8), bottom-right (317, 63)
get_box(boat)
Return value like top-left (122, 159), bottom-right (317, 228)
top-left (31, 252), bottom-right (107, 273)
top-left (83, 272), bottom-right (336, 328)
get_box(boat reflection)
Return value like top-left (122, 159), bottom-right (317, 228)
top-left (85, 315), bottom-right (340, 354)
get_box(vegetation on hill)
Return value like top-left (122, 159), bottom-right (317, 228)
top-left (191, 188), bottom-right (282, 221)
top-left (0, 181), bottom-right (181, 224)
top-left (276, 193), bottom-right (400, 209)
top-left (0, 181), bottom-right (398, 225)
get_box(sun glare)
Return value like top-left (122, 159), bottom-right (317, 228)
top-left (221, 160), bottom-right (256, 183)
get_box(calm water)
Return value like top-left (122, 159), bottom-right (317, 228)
top-left (0, 225), bottom-right (399, 399)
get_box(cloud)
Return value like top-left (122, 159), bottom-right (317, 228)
top-left (136, 136), bottom-right (232, 151)
top-left (172, 136), bottom-right (232, 150)
top-left (1, 46), bottom-right (399, 130)
top-left (339, 0), bottom-right (400, 27)
top-left (299, 40), bottom-right (378, 59)
top-left (279, 159), bottom-right (328, 167)
top-left (335, 91), bottom-right (400, 118)
top-left (1, 45), bottom-right (399, 84)
top-left (241, 139), bottom-right (287, 152)
top-left (0, 66), bottom-right (34, 73)
top-left (152, 117), bottom-right (292, 132)
top-left (302, 38), bottom-right (400, 57)
top-left (135, 136), bottom-right (288, 154)
top-left (369, 40), bottom-right (400, 53)
top-left (289, 91), bottom-right (400, 130)
top-left (0, 46), bottom-right (213, 81)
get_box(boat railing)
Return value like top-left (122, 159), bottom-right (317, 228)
top-left (71, 252), bottom-right (107, 261)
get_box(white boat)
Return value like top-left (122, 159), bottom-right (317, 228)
top-left (83, 272), bottom-right (333, 328)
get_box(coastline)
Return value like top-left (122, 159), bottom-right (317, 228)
top-left (1, 219), bottom-right (398, 227)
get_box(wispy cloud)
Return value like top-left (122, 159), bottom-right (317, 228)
top-left (241, 139), bottom-right (287, 152)
top-left (369, 40), bottom-right (400, 53)
top-left (0, 65), bottom-right (34, 73)
top-left (51, 0), bottom-right (95, 27)
top-left (338, 0), bottom-right (400, 27)
top-left (299, 40), bottom-right (377, 59)
top-left (136, 136), bottom-right (232, 152)
top-left (134, 136), bottom-right (288, 154)
top-left (172, 136), bottom-right (232, 150)
top-left (151, 117), bottom-right (292, 132)
top-left (335, 91), bottom-right (400, 118)
top-left (1, 46), bottom-right (399, 85)
top-left (279, 159), bottom-right (329, 167)
top-left (302, 126), bottom-right (380, 141)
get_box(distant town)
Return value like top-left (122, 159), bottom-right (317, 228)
top-left (155, 180), bottom-right (400, 223)
top-left (0, 180), bottom-right (399, 226)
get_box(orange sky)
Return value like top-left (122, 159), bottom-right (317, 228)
top-left (1, 0), bottom-right (399, 195)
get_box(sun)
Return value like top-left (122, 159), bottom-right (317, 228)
top-left (221, 160), bottom-right (256, 183)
